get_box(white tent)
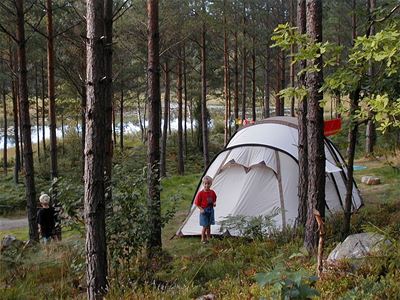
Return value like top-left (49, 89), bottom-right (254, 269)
top-left (177, 117), bottom-right (363, 236)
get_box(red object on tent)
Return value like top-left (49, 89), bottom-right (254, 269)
top-left (324, 118), bottom-right (342, 136)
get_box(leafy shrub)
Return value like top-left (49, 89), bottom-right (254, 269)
top-left (218, 208), bottom-right (280, 239)
top-left (255, 264), bottom-right (319, 300)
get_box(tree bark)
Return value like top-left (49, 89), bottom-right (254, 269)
top-left (251, 36), bottom-right (256, 122)
top-left (183, 43), bottom-right (188, 156)
top-left (160, 61), bottom-right (169, 178)
top-left (264, 46), bottom-right (270, 118)
top-left (16, 0), bottom-right (38, 242)
top-left (104, 0), bottom-right (114, 211)
top-left (290, 0), bottom-right (296, 117)
top-left (297, 0), bottom-right (308, 227)
top-left (41, 58), bottom-right (46, 153)
top-left (177, 50), bottom-right (184, 175)
top-left (2, 83), bottom-right (7, 175)
top-left (147, 0), bottom-right (162, 253)
top-left (201, 19), bottom-right (209, 168)
top-left (84, 0), bottom-right (108, 297)
top-left (304, 0), bottom-right (325, 253)
top-left (34, 65), bottom-right (40, 161)
top-left (46, 0), bottom-right (58, 179)
top-left (241, 5), bottom-right (247, 121)
top-left (10, 46), bottom-right (20, 184)
top-left (223, 3), bottom-right (230, 145)
top-left (119, 85), bottom-right (124, 150)
top-left (365, 0), bottom-right (376, 156)
top-left (234, 31), bottom-right (239, 130)
top-left (342, 89), bottom-right (359, 238)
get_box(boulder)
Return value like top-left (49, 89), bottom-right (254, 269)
top-left (361, 176), bottom-right (381, 185)
top-left (0, 235), bottom-right (23, 252)
top-left (327, 232), bottom-right (387, 262)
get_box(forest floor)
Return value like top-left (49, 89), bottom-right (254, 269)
top-left (1, 154), bottom-right (399, 299)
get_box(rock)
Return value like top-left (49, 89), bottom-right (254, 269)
top-left (361, 176), bottom-right (381, 185)
top-left (1, 235), bottom-right (23, 252)
top-left (196, 294), bottom-right (216, 300)
top-left (327, 232), bottom-right (387, 262)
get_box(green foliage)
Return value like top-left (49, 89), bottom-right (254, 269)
top-left (218, 208), bottom-right (280, 239)
top-left (255, 264), bottom-right (319, 300)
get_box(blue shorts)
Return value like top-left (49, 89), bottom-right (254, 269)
top-left (200, 207), bottom-right (215, 227)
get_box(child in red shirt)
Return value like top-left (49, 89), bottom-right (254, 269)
top-left (195, 175), bottom-right (217, 244)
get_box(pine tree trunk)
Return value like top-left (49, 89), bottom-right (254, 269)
top-left (177, 50), bottom-right (184, 175)
top-left (16, 0), bottom-right (38, 242)
top-left (41, 58), bottom-right (46, 153)
top-left (304, 0), bottom-right (325, 253)
top-left (34, 65), bottom-right (40, 161)
top-left (119, 86), bottom-right (124, 150)
top-left (10, 46), bottom-right (20, 184)
top-left (365, 0), bottom-right (376, 156)
top-left (342, 89), bottom-right (359, 238)
top-left (264, 46), bottom-right (270, 118)
top-left (234, 31), bottom-right (239, 130)
top-left (201, 20), bottom-right (209, 168)
top-left (223, 6), bottom-right (230, 145)
top-left (80, 84), bottom-right (86, 180)
top-left (290, 0), bottom-right (296, 117)
top-left (147, 0), bottom-right (162, 253)
top-left (160, 62), bottom-right (169, 178)
top-left (84, 0), bottom-right (108, 297)
top-left (2, 84), bottom-right (7, 175)
top-left (297, 0), bottom-right (308, 227)
top-left (241, 6), bottom-right (247, 121)
top-left (46, 0), bottom-right (58, 179)
top-left (104, 0), bottom-right (113, 211)
top-left (251, 37), bottom-right (256, 122)
top-left (183, 44), bottom-right (188, 156)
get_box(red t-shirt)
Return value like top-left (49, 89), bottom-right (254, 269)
top-left (195, 190), bottom-right (217, 209)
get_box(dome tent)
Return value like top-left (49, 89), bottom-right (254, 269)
top-left (176, 116), bottom-right (363, 236)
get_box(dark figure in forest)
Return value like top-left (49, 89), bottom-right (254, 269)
top-left (195, 176), bottom-right (217, 244)
top-left (37, 193), bottom-right (55, 243)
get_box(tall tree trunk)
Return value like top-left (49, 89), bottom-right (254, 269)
top-left (61, 114), bottom-right (65, 153)
top-left (147, 0), bottom-right (162, 253)
top-left (177, 50), bottom-right (184, 175)
top-left (34, 65), bottom-right (40, 161)
top-left (304, 0), bottom-right (325, 253)
top-left (2, 84), bottom-right (7, 175)
top-left (234, 31), bottom-right (239, 130)
top-left (251, 36), bottom-right (256, 122)
top-left (275, 54), bottom-right (282, 116)
top-left (119, 85), bottom-right (124, 150)
top-left (365, 0), bottom-right (376, 156)
top-left (84, 0), bottom-right (108, 297)
top-left (264, 46), bottom-right (270, 118)
top-left (41, 58), bottom-right (46, 153)
top-left (183, 44), bottom-right (188, 156)
top-left (223, 4), bottom-right (230, 145)
top-left (241, 5), bottom-right (247, 121)
top-left (46, 0), bottom-right (58, 179)
top-left (10, 46), bottom-right (20, 184)
top-left (201, 20), bottom-right (209, 168)
top-left (104, 0), bottom-right (113, 211)
top-left (160, 62), bottom-right (169, 178)
top-left (297, 0), bottom-right (308, 227)
top-left (279, 50), bottom-right (286, 115)
top-left (342, 89), bottom-right (359, 238)
top-left (342, 0), bottom-right (360, 238)
top-left (16, 0), bottom-right (38, 242)
top-left (290, 0), bottom-right (296, 117)
top-left (80, 83), bottom-right (86, 180)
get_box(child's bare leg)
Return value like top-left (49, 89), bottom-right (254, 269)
top-left (206, 226), bottom-right (211, 240)
top-left (201, 227), bottom-right (206, 242)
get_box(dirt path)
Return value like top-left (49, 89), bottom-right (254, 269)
top-left (0, 217), bottom-right (28, 231)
